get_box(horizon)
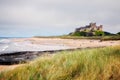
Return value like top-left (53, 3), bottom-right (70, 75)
top-left (0, 0), bottom-right (120, 37)
top-left (0, 30), bottom-right (119, 38)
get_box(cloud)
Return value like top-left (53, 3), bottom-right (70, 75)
top-left (0, 0), bottom-right (120, 36)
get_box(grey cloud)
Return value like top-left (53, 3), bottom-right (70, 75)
top-left (0, 0), bottom-right (120, 36)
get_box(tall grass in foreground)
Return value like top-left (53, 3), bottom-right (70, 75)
top-left (0, 46), bottom-right (120, 80)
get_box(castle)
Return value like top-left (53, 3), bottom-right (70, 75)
top-left (75, 23), bottom-right (103, 32)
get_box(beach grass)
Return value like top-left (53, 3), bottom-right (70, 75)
top-left (0, 46), bottom-right (120, 80)
top-left (101, 36), bottom-right (120, 41)
top-left (34, 35), bottom-right (120, 41)
top-left (60, 35), bottom-right (120, 41)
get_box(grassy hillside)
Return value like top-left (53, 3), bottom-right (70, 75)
top-left (60, 35), bottom-right (120, 41)
top-left (0, 46), bottom-right (120, 80)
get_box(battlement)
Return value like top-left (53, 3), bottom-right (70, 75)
top-left (75, 23), bottom-right (103, 32)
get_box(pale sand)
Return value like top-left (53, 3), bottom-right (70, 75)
top-left (0, 38), bottom-right (120, 72)
top-left (14, 38), bottom-right (120, 48)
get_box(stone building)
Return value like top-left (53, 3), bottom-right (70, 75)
top-left (75, 23), bottom-right (103, 32)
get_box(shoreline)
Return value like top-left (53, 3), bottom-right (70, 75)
top-left (0, 38), bottom-right (120, 65)
top-left (0, 46), bottom-right (106, 65)
top-left (0, 46), bottom-right (107, 72)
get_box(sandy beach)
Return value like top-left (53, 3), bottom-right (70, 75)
top-left (0, 38), bottom-right (120, 72)
top-left (12, 38), bottom-right (120, 48)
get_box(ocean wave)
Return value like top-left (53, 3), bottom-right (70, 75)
top-left (0, 39), bottom-right (11, 44)
top-left (0, 45), bottom-right (9, 51)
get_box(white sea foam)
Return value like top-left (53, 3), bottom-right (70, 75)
top-left (0, 39), bottom-right (10, 52)
top-left (0, 39), bottom-right (11, 44)
top-left (1, 45), bottom-right (9, 51)
top-left (0, 45), bottom-right (9, 52)
top-left (0, 39), bottom-right (70, 54)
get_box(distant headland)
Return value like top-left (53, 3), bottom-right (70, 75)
top-left (69, 22), bottom-right (120, 36)
top-left (75, 23), bottom-right (103, 32)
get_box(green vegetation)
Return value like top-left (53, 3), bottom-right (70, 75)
top-left (70, 31), bottom-right (117, 37)
top-left (59, 35), bottom-right (120, 41)
top-left (117, 32), bottom-right (120, 35)
top-left (71, 31), bottom-right (87, 36)
top-left (0, 46), bottom-right (120, 80)
top-left (101, 36), bottom-right (120, 41)
top-left (70, 31), bottom-right (105, 36)
top-left (60, 35), bottom-right (102, 40)
top-left (95, 31), bottom-right (104, 36)
top-left (64, 30), bottom-right (120, 40)
top-left (104, 31), bottom-right (114, 36)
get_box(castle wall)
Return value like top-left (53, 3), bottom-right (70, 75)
top-left (75, 23), bottom-right (103, 32)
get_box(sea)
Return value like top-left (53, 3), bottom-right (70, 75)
top-left (0, 37), bottom-right (70, 54)
top-left (0, 37), bottom-right (26, 54)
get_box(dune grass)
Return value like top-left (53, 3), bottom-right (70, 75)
top-left (60, 35), bottom-right (120, 41)
top-left (0, 46), bottom-right (120, 80)
top-left (34, 35), bottom-right (120, 41)
top-left (101, 36), bottom-right (120, 41)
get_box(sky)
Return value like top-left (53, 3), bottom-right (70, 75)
top-left (0, 0), bottom-right (120, 37)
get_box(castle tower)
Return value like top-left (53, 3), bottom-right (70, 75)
top-left (97, 25), bottom-right (103, 31)
top-left (90, 23), bottom-right (97, 31)
top-left (90, 23), bottom-right (96, 27)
